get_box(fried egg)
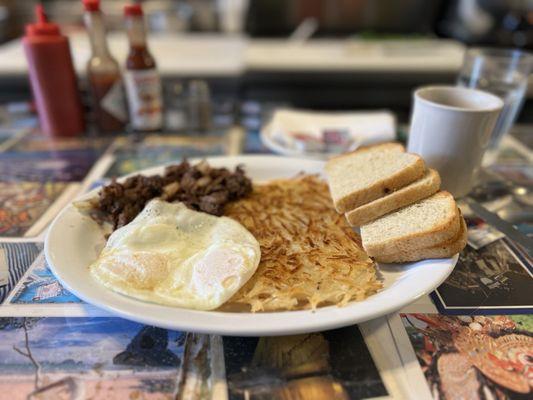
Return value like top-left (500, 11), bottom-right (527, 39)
top-left (90, 199), bottom-right (261, 310)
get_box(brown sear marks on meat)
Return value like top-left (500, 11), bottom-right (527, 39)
top-left (94, 160), bottom-right (252, 229)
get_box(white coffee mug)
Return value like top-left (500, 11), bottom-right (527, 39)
top-left (407, 86), bottom-right (503, 197)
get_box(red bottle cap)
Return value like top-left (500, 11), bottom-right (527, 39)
top-left (124, 3), bottom-right (143, 17)
top-left (25, 4), bottom-right (61, 36)
top-left (82, 0), bottom-right (100, 12)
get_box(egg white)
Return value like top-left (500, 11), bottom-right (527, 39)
top-left (90, 199), bottom-right (261, 310)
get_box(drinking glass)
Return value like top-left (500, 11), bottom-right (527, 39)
top-left (457, 48), bottom-right (532, 149)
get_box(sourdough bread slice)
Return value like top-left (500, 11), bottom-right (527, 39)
top-left (373, 216), bottom-right (467, 263)
top-left (345, 168), bottom-right (441, 226)
top-left (361, 191), bottom-right (460, 256)
top-left (326, 143), bottom-right (425, 213)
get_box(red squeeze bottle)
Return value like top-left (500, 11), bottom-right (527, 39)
top-left (22, 4), bottom-right (85, 137)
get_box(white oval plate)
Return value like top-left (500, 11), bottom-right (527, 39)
top-left (260, 124), bottom-right (360, 160)
top-left (45, 155), bottom-right (457, 336)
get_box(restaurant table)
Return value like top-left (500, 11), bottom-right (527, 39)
top-left (0, 34), bottom-right (466, 111)
top-left (0, 121), bottom-right (531, 400)
top-left (0, 33), bottom-right (465, 78)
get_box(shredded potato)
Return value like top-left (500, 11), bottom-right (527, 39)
top-left (223, 175), bottom-right (382, 312)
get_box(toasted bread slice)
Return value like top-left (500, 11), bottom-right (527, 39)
top-left (345, 168), bottom-right (441, 226)
top-left (378, 209), bottom-right (465, 257)
top-left (326, 143), bottom-right (425, 213)
top-left (361, 191), bottom-right (460, 256)
top-left (373, 216), bottom-right (467, 263)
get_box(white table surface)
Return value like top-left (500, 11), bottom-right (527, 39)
top-left (0, 32), bottom-right (466, 77)
top-left (0, 32), bottom-right (247, 77)
top-left (245, 38), bottom-right (465, 72)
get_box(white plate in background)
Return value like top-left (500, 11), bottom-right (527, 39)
top-left (260, 124), bottom-right (360, 159)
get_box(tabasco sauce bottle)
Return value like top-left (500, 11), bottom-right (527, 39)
top-left (83, 0), bottom-right (126, 133)
top-left (123, 3), bottom-right (163, 132)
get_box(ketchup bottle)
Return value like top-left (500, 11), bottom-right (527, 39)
top-left (22, 4), bottom-right (85, 137)
top-left (123, 3), bottom-right (163, 132)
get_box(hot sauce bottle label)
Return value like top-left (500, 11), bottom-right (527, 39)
top-left (101, 80), bottom-right (127, 122)
top-left (124, 69), bottom-right (163, 130)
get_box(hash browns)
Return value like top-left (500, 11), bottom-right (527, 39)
top-left (224, 175), bottom-right (381, 311)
